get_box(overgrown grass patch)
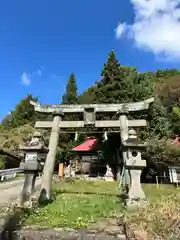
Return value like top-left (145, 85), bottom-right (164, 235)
top-left (21, 180), bottom-right (123, 229)
top-left (21, 181), bottom-right (180, 237)
top-left (127, 184), bottom-right (180, 239)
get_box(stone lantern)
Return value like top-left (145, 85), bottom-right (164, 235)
top-left (19, 132), bottom-right (48, 205)
top-left (122, 128), bottom-right (147, 208)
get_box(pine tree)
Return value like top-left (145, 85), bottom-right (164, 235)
top-left (59, 73), bottom-right (78, 162)
top-left (101, 50), bottom-right (123, 85)
top-left (79, 51), bottom-right (152, 104)
top-left (94, 51), bottom-right (127, 103)
top-left (62, 73), bottom-right (78, 104)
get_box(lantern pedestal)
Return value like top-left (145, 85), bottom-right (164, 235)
top-left (19, 132), bottom-right (48, 206)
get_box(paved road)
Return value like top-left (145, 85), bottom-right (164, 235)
top-left (0, 177), bottom-right (42, 207)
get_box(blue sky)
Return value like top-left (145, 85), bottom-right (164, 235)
top-left (1, 0), bottom-right (180, 120)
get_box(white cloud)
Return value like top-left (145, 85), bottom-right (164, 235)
top-left (115, 0), bottom-right (180, 60)
top-left (115, 22), bottom-right (127, 39)
top-left (21, 72), bottom-right (31, 86)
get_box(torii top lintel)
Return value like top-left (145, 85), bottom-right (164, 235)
top-left (30, 98), bottom-right (154, 114)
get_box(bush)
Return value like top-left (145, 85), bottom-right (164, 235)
top-left (0, 155), bottom-right (5, 169)
top-left (145, 138), bottom-right (180, 165)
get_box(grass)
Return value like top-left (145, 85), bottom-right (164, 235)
top-left (21, 180), bottom-right (123, 229)
top-left (15, 173), bottom-right (24, 179)
top-left (127, 184), bottom-right (180, 239)
top-left (0, 124), bottom-right (35, 155)
top-left (21, 180), bottom-right (180, 238)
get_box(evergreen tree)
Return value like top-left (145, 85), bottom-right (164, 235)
top-left (94, 51), bottom-right (153, 104)
top-left (62, 73), bottom-right (78, 104)
top-left (101, 50), bottom-right (123, 84)
top-left (1, 48), bottom-right (180, 166)
top-left (59, 73), bottom-right (78, 162)
top-left (78, 86), bottom-right (96, 104)
top-left (94, 51), bottom-right (125, 103)
top-left (79, 52), bottom-right (153, 105)
top-left (146, 98), bottom-right (171, 139)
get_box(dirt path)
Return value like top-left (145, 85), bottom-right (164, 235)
top-left (0, 178), bottom-right (42, 207)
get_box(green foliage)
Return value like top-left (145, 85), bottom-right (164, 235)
top-left (172, 106), bottom-right (180, 117)
top-left (62, 73), bottom-right (78, 104)
top-left (145, 138), bottom-right (180, 165)
top-left (2, 51), bottom-right (180, 165)
top-left (21, 180), bottom-right (122, 229)
top-left (58, 73), bottom-right (79, 162)
top-left (78, 86), bottom-right (96, 104)
top-left (0, 155), bottom-right (5, 169)
top-left (156, 75), bottom-right (180, 111)
top-left (156, 68), bottom-right (180, 79)
top-left (80, 53), bottom-right (153, 105)
top-left (0, 124), bottom-right (35, 156)
top-left (146, 98), bottom-right (171, 139)
top-left (94, 52), bottom-right (127, 103)
top-left (168, 106), bottom-right (180, 136)
top-left (1, 94), bottom-right (37, 129)
top-left (101, 50), bottom-right (122, 79)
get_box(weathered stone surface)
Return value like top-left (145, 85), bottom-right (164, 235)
top-left (119, 114), bottom-right (147, 208)
top-left (128, 170), bottom-right (145, 198)
top-left (39, 114), bottom-right (62, 202)
top-left (20, 173), bottom-right (36, 205)
top-left (134, 230), bottom-right (147, 240)
top-left (125, 151), bottom-right (146, 169)
top-left (126, 198), bottom-right (148, 210)
top-left (104, 165), bottom-right (114, 181)
top-left (11, 229), bottom-right (126, 240)
top-left (35, 119), bottom-right (147, 129)
top-left (64, 165), bottom-right (71, 178)
top-left (19, 132), bottom-right (47, 205)
top-left (30, 97), bottom-right (154, 113)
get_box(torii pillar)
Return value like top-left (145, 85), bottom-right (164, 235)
top-left (39, 110), bottom-right (63, 202)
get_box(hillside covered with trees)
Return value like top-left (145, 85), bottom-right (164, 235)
top-left (1, 51), bottom-right (180, 166)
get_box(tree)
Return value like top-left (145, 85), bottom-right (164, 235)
top-left (101, 50), bottom-right (122, 81)
top-left (156, 68), bottom-right (180, 79)
top-left (92, 51), bottom-right (126, 103)
top-left (78, 86), bottom-right (96, 104)
top-left (168, 106), bottom-right (180, 137)
top-left (79, 52), bottom-right (153, 114)
top-left (2, 94), bottom-right (38, 128)
top-left (62, 73), bottom-right (78, 104)
top-left (0, 155), bottom-right (5, 169)
top-left (57, 73), bottom-right (79, 163)
top-left (93, 52), bottom-right (153, 104)
top-left (146, 98), bottom-right (171, 139)
top-left (2, 50), bottom-right (180, 167)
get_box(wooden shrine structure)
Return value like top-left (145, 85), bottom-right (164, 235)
top-left (30, 97), bottom-right (154, 207)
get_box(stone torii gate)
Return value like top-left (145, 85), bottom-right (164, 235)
top-left (30, 98), bottom-right (154, 205)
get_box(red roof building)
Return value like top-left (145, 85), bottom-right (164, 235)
top-left (72, 137), bottom-right (100, 174)
top-left (72, 137), bottom-right (98, 152)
